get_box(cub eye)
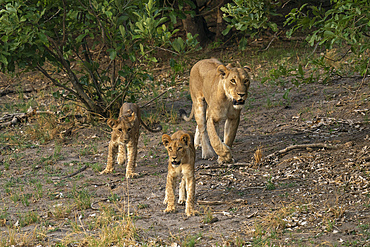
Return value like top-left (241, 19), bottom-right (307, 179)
top-left (230, 79), bottom-right (236, 85)
top-left (168, 147), bottom-right (172, 151)
top-left (118, 128), bottom-right (122, 132)
top-left (127, 128), bottom-right (132, 132)
top-left (177, 147), bottom-right (182, 151)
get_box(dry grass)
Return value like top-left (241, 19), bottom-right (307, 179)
top-left (254, 146), bottom-right (263, 165)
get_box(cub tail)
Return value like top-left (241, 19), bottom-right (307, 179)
top-left (140, 119), bottom-right (162, 133)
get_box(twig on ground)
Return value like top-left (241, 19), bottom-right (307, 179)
top-left (266, 143), bottom-right (341, 159)
top-left (198, 199), bottom-right (247, 205)
top-left (91, 179), bottom-right (122, 187)
top-left (62, 165), bottom-right (87, 179)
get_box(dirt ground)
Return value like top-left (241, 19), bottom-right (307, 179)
top-left (0, 59), bottom-right (369, 246)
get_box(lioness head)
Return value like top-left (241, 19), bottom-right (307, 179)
top-left (107, 110), bottom-right (137, 145)
top-left (162, 133), bottom-right (192, 168)
top-left (217, 63), bottom-right (251, 110)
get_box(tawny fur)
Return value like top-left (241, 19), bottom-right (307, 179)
top-left (100, 103), bottom-right (161, 178)
top-left (181, 58), bottom-right (251, 164)
top-left (162, 130), bottom-right (197, 217)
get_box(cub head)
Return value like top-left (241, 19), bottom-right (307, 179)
top-left (217, 63), bottom-right (252, 110)
top-left (107, 110), bottom-right (136, 145)
top-left (162, 133), bottom-right (192, 168)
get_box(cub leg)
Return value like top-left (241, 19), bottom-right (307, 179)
top-left (194, 126), bottom-right (201, 149)
top-left (125, 141), bottom-right (138, 178)
top-left (178, 177), bottom-right (186, 205)
top-left (100, 142), bottom-right (118, 174)
top-left (193, 99), bottom-right (215, 159)
top-left (185, 174), bottom-right (197, 216)
top-left (117, 144), bottom-right (126, 165)
top-left (224, 117), bottom-right (240, 148)
top-left (164, 172), bottom-right (177, 213)
top-left (207, 117), bottom-right (233, 164)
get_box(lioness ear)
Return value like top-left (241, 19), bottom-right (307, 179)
top-left (107, 118), bottom-right (118, 128)
top-left (180, 133), bottom-right (191, 147)
top-left (217, 65), bottom-right (229, 78)
top-left (162, 134), bottom-right (171, 147)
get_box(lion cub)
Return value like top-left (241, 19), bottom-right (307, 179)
top-left (100, 103), bottom-right (161, 178)
top-left (162, 130), bottom-right (197, 216)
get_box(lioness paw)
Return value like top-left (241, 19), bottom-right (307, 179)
top-left (217, 156), bottom-right (234, 165)
top-left (178, 199), bottom-right (185, 205)
top-left (185, 209), bottom-right (199, 217)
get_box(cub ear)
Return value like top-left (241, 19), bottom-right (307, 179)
top-left (243, 65), bottom-right (251, 73)
top-left (127, 112), bottom-right (136, 122)
top-left (107, 118), bottom-right (118, 128)
top-left (217, 65), bottom-right (229, 78)
top-left (180, 133), bottom-right (191, 147)
top-left (162, 134), bottom-right (171, 147)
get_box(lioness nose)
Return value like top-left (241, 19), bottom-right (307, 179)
top-left (238, 93), bottom-right (245, 98)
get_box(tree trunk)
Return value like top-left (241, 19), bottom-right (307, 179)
top-left (182, 0), bottom-right (215, 47)
top-left (215, 0), bottom-right (231, 41)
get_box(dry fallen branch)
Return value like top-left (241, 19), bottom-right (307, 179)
top-left (0, 107), bottom-right (55, 129)
top-left (266, 143), bottom-right (341, 159)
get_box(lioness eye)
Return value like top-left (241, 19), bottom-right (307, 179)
top-left (230, 79), bottom-right (236, 84)
top-left (177, 147), bottom-right (182, 151)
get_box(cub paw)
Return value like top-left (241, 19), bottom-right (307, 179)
top-left (100, 167), bottom-right (113, 174)
top-left (117, 155), bottom-right (126, 165)
top-left (125, 172), bottom-right (139, 179)
top-left (164, 206), bottom-right (176, 214)
top-left (178, 199), bottom-right (185, 205)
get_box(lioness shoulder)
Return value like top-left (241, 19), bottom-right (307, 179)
top-left (181, 58), bottom-right (251, 164)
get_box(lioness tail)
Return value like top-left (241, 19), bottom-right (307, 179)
top-left (179, 106), bottom-right (194, 122)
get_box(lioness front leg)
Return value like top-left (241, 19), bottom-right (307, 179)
top-left (207, 118), bottom-right (233, 164)
top-left (194, 100), bottom-right (215, 159)
top-left (224, 117), bottom-right (240, 148)
top-left (125, 142), bottom-right (138, 178)
top-left (164, 173), bottom-right (177, 213)
top-left (100, 142), bottom-right (118, 174)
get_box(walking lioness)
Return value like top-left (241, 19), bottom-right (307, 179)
top-left (162, 130), bottom-right (197, 216)
top-left (100, 103), bottom-right (161, 178)
top-left (180, 58), bottom-right (251, 164)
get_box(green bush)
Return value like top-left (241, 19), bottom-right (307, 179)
top-left (285, 0), bottom-right (370, 76)
top-left (0, 0), bottom-right (198, 116)
top-left (221, 0), bottom-right (278, 49)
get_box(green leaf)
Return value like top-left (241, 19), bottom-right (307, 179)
top-left (119, 25), bottom-right (126, 38)
top-left (109, 50), bottom-right (117, 60)
top-left (298, 64), bottom-right (304, 76)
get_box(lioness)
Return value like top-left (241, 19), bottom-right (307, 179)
top-left (100, 103), bottom-right (161, 178)
top-left (180, 58), bottom-right (251, 164)
top-left (162, 130), bottom-right (197, 216)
